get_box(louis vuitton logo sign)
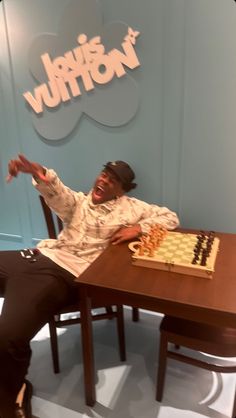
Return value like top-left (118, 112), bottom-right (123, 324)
top-left (23, 28), bottom-right (140, 115)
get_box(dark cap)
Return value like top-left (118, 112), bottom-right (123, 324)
top-left (104, 161), bottom-right (137, 192)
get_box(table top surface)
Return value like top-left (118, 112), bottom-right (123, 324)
top-left (78, 230), bottom-right (236, 327)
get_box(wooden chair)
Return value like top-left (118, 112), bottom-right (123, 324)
top-left (39, 195), bottom-right (126, 373)
top-left (156, 315), bottom-right (236, 418)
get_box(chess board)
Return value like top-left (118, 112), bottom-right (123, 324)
top-left (128, 231), bottom-right (220, 278)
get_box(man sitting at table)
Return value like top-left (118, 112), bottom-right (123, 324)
top-left (0, 154), bottom-right (179, 418)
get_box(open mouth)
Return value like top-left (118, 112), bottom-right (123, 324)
top-left (95, 184), bottom-right (104, 195)
top-left (92, 184), bottom-right (106, 201)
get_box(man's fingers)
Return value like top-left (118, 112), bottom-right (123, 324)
top-left (8, 160), bottom-right (18, 176)
top-left (110, 233), bottom-right (125, 245)
top-left (18, 154), bottom-right (31, 166)
top-left (110, 233), bottom-right (120, 244)
top-left (5, 174), bottom-right (13, 183)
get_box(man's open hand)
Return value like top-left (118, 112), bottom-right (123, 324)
top-left (6, 154), bottom-right (47, 183)
top-left (110, 225), bottom-right (141, 245)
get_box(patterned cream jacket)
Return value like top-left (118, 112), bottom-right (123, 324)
top-left (34, 169), bottom-right (179, 279)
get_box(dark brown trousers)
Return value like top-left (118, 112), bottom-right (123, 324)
top-left (0, 250), bottom-right (76, 418)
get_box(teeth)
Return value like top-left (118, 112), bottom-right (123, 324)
top-left (97, 185), bottom-right (104, 191)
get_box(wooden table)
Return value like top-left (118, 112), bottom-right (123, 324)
top-left (78, 231), bottom-right (236, 406)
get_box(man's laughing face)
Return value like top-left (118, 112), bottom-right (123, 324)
top-left (92, 169), bottom-right (124, 204)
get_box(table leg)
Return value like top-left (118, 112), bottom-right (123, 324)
top-left (80, 287), bottom-right (96, 406)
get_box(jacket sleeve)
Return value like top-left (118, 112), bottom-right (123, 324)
top-left (133, 199), bottom-right (180, 234)
top-left (32, 168), bottom-right (80, 223)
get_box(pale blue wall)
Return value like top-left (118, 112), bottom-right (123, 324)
top-left (0, 0), bottom-right (236, 250)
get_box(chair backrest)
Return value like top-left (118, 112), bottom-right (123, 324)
top-left (39, 195), bottom-right (63, 239)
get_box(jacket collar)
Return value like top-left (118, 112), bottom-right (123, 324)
top-left (87, 191), bottom-right (123, 212)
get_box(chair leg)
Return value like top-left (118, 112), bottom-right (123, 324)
top-left (132, 307), bottom-right (139, 322)
top-left (116, 305), bottom-right (126, 361)
top-left (156, 331), bottom-right (168, 402)
top-left (48, 319), bottom-right (60, 374)
top-left (105, 306), bottom-right (113, 318)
